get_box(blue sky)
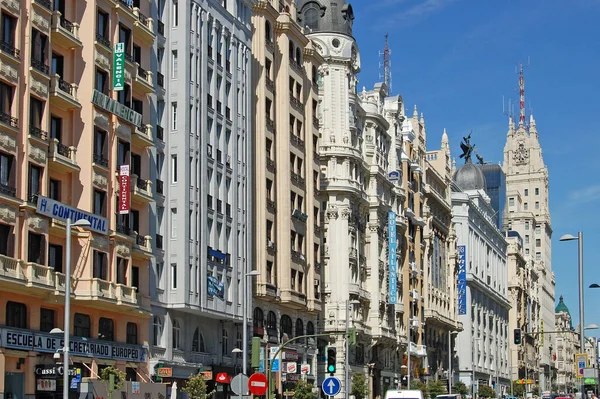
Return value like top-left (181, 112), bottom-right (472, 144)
top-left (350, 0), bottom-right (600, 333)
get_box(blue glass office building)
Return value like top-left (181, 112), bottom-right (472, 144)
top-left (479, 164), bottom-right (506, 230)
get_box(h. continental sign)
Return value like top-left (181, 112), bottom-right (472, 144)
top-left (91, 89), bottom-right (142, 127)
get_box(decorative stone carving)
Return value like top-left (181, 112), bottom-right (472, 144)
top-left (115, 121), bottom-right (132, 141)
top-left (94, 110), bottom-right (110, 130)
top-left (29, 146), bottom-right (47, 164)
top-left (0, 204), bottom-right (16, 224)
top-left (0, 61), bottom-right (18, 84)
top-left (95, 52), bottom-right (110, 69)
top-left (32, 10), bottom-right (50, 33)
top-left (325, 205), bottom-right (339, 221)
top-left (0, 132), bottom-right (16, 152)
top-left (29, 216), bottom-right (48, 232)
top-left (116, 244), bottom-right (131, 258)
top-left (31, 77), bottom-right (49, 98)
top-left (93, 235), bottom-right (109, 251)
top-left (341, 208), bottom-right (351, 220)
top-left (93, 171), bottom-right (108, 189)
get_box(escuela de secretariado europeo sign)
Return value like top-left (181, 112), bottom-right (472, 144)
top-left (0, 328), bottom-right (146, 362)
top-left (36, 196), bottom-right (109, 235)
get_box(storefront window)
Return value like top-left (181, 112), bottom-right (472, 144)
top-left (74, 313), bottom-right (91, 337)
top-left (126, 322), bottom-right (138, 344)
top-left (6, 301), bottom-right (27, 328)
top-left (126, 368), bottom-right (137, 382)
top-left (98, 317), bottom-right (114, 341)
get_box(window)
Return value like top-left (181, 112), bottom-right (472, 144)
top-left (95, 68), bottom-right (108, 94)
top-left (40, 308), bottom-right (55, 332)
top-left (0, 151), bottom-right (14, 190)
top-left (28, 232), bottom-right (45, 265)
top-left (50, 115), bottom-right (62, 141)
top-left (535, 202), bottom-right (540, 210)
top-left (536, 252), bottom-right (541, 260)
top-left (116, 257), bottom-right (128, 285)
top-left (306, 321), bottom-right (315, 336)
top-left (171, 208), bottom-right (178, 238)
top-left (535, 226), bottom-right (541, 234)
top-left (29, 97), bottom-right (44, 129)
top-left (525, 248), bottom-right (530, 255)
top-left (74, 313), bottom-right (91, 337)
top-left (1, 12), bottom-right (17, 47)
top-left (509, 197), bottom-right (514, 206)
top-left (536, 239), bottom-right (541, 248)
top-left (126, 368), bottom-right (137, 382)
top-left (253, 308), bottom-right (264, 332)
top-left (93, 189), bottom-right (106, 217)
top-left (28, 164), bottom-right (42, 200)
top-left (132, 266), bottom-right (139, 290)
top-left (171, 102), bottom-right (177, 130)
top-left (98, 317), bottom-right (114, 341)
top-left (93, 128), bottom-right (108, 165)
top-left (6, 301), bottom-right (27, 328)
top-left (171, 263), bottom-right (177, 288)
top-left (172, 319), bottom-right (181, 349)
top-left (535, 187), bottom-right (539, 195)
top-left (93, 250), bottom-right (108, 280)
top-left (51, 53), bottom-right (64, 78)
top-left (126, 322), bottom-right (138, 344)
top-left (525, 235), bottom-right (529, 244)
top-left (153, 317), bottom-right (163, 346)
top-left (96, 9), bottom-right (109, 40)
top-left (171, 155), bottom-right (178, 183)
top-left (280, 315), bottom-right (293, 339)
top-left (172, 0), bottom-right (178, 26)
top-left (117, 140), bottom-right (130, 167)
top-left (0, 81), bottom-right (14, 115)
top-left (119, 24), bottom-right (131, 54)
top-left (132, 98), bottom-right (143, 117)
top-left (266, 311), bottom-right (277, 331)
top-left (133, 44), bottom-right (141, 64)
top-left (49, 244), bottom-right (63, 272)
top-left (0, 223), bottom-right (14, 257)
top-left (524, 203), bottom-right (528, 210)
top-left (524, 189), bottom-right (528, 196)
top-left (525, 221), bottom-right (529, 230)
top-left (295, 318), bottom-right (304, 340)
top-left (221, 329), bottom-right (229, 356)
top-left (117, 84), bottom-right (131, 107)
top-left (31, 29), bottom-right (49, 67)
top-left (171, 50), bottom-right (178, 78)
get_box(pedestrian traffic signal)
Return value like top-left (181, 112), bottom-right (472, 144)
top-left (327, 348), bottom-right (337, 374)
top-left (514, 328), bottom-right (522, 345)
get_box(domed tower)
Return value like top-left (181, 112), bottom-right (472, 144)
top-left (453, 162), bottom-right (487, 192)
top-left (297, 0), bottom-right (355, 35)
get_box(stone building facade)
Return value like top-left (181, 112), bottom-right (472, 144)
top-left (555, 296), bottom-right (579, 393)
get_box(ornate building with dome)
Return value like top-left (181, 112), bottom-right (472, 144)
top-left (555, 296), bottom-right (580, 392)
top-left (451, 141), bottom-right (511, 394)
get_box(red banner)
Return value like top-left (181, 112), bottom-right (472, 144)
top-left (119, 165), bottom-right (130, 214)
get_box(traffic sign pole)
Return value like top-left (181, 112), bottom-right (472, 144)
top-left (322, 377), bottom-right (342, 397)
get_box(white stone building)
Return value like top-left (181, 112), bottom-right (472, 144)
top-left (452, 157), bottom-right (511, 395)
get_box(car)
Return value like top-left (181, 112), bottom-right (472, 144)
top-left (436, 394), bottom-right (463, 399)
top-left (385, 390), bottom-right (425, 399)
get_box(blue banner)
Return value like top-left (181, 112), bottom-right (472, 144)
top-left (207, 275), bottom-right (224, 299)
top-left (388, 212), bottom-right (397, 305)
top-left (457, 245), bottom-right (467, 315)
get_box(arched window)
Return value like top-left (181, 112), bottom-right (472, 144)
top-left (98, 317), bottom-right (114, 341)
top-left (6, 301), bottom-right (27, 328)
top-left (265, 21), bottom-right (272, 43)
top-left (267, 311), bottom-right (277, 330)
top-left (295, 318), bottom-right (304, 342)
top-left (74, 313), bottom-right (91, 338)
top-left (126, 322), bottom-right (138, 345)
top-left (288, 40), bottom-right (294, 61)
top-left (153, 316), bottom-right (163, 346)
top-left (192, 328), bottom-right (206, 352)
top-left (253, 307), bottom-right (264, 328)
top-left (306, 321), bottom-right (315, 336)
top-left (221, 329), bottom-right (229, 355)
top-left (172, 319), bottom-right (181, 349)
top-left (280, 315), bottom-right (293, 339)
top-left (304, 6), bottom-right (319, 30)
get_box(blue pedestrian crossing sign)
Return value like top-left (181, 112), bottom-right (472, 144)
top-left (322, 376), bottom-right (341, 396)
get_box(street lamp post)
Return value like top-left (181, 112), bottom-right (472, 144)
top-left (560, 232), bottom-right (585, 399)
top-left (449, 331), bottom-right (458, 394)
top-left (242, 270), bottom-right (260, 378)
top-left (346, 300), bottom-right (359, 398)
top-left (472, 337), bottom-right (481, 398)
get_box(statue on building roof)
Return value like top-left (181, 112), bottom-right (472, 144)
top-left (459, 131), bottom-right (475, 164)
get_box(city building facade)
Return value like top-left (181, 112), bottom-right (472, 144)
top-left (479, 164), bottom-right (505, 231)
top-left (250, 0), bottom-right (323, 390)
top-left (149, 0), bottom-right (254, 386)
top-left (423, 130), bottom-right (461, 382)
top-left (452, 158), bottom-right (511, 394)
top-left (506, 231), bottom-right (541, 381)
top-left (555, 296), bottom-right (579, 393)
top-left (0, 0), bottom-right (158, 396)
top-left (503, 112), bottom-right (555, 390)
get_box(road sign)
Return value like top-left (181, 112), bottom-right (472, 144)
top-left (231, 374), bottom-right (249, 396)
top-left (248, 373), bottom-right (268, 396)
top-left (322, 377), bottom-right (341, 397)
top-left (113, 43), bottom-right (125, 91)
top-left (576, 353), bottom-right (588, 378)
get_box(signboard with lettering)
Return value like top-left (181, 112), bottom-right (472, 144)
top-left (91, 89), bottom-right (143, 127)
top-left (113, 43), bottom-right (125, 91)
top-left (0, 328), bottom-right (146, 362)
top-left (157, 368), bottom-right (172, 378)
top-left (457, 245), bottom-right (467, 315)
top-left (388, 211), bottom-right (397, 305)
top-left (36, 196), bottom-right (109, 235)
top-left (119, 165), bottom-right (130, 214)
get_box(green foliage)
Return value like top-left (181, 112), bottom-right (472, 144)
top-left (512, 383), bottom-right (525, 396)
top-left (293, 379), bottom-right (317, 399)
top-left (98, 366), bottom-right (126, 391)
top-left (453, 381), bottom-right (468, 396)
top-left (182, 374), bottom-right (215, 399)
top-left (477, 384), bottom-right (495, 398)
top-left (351, 372), bottom-right (369, 399)
top-left (531, 385), bottom-right (540, 396)
top-left (427, 380), bottom-right (446, 398)
top-left (410, 380), bottom-right (428, 398)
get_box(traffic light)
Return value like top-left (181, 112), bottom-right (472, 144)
top-left (327, 348), bottom-right (337, 374)
top-left (513, 328), bottom-right (522, 345)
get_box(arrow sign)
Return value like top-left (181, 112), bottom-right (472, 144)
top-left (322, 377), bottom-right (341, 396)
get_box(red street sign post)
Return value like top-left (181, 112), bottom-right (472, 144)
top-left (248, 373), bottom-right (268, 396)
top-left (119, 165), bottom-right (130, 214)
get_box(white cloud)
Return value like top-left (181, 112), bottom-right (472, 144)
top-left (568, 185), bottom-right (600, 204)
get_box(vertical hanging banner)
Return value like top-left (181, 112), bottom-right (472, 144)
top-left (388, 211), bottom-right (397, 305)
top-left (113, 43), bottom-right (125, 91)
top-left (119, 165), bottom-right (130, 214)
top-left (457, 245), bottom-right (467, 315)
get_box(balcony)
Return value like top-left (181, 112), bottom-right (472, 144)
top-left (290, 59), bottom-right (303, 76)
top-left (50, 75), bottom-right (81, 110)
top-left (349, 247), bottom-right (357, 260)
top-left (49, 139), bottom-right (80, 173)
top-left (74, 278), bottom-right (138, 307)
top-left (133, 8), bottom-right (155, 44)
top-left (290, 134), bottom-right (305, 152)
top-left (266, 199), bottom-right (276, 213)
top-left (114, 0), bottom-right (136, 22)
top-left (134, 65), bottom-right (154, 94)
top-left (31, 58), bottom-right (50, 76)
top-left (292, 209), bottom-right (308, 223)
top-left (289, 94), bottom-right (304, 114)
top-left (51, 11), bottom-right (82, 49)
top-left (266, 157), bottom-right (276, 173)
top-left (313, 116), bottom-right (319, 129)
top-left (0, 256), bottom-right (67, 294)
top-left (93, 153), bottom-right (109, 169)
top-left (32, 0), bottom-right (52, 12)
top-left (133, 233), bottom-right (153, 258)
top-left (291, 250), bottom-right (306, 266)
top-left (0, 41), bottom-right (20, 62)
top-left (290, 172), bottom-right (305, 190)
top-left (133, 124), bottom-right (154, 147)
top-left (266, 77), bottom-right (274, 93)
top-left (131, 174), bottom-right (154, 203)
top-left (29, 125), bottom-right (49, 143)
top-left (95, 33), bottom-right (111, 49)
top-left (266, 117), bottom-right (275, 134)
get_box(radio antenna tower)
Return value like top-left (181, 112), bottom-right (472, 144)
top-left (379, 33), bottom-right (392, 95)
top-left (516, 57), bottom-right (531, 129)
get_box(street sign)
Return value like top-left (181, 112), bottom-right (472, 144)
top-left (322, 376), bottom-right (341, 397)
top-left (231, 374), bottom-right (249, 396)
top-left (576, 353), bottom-right (588, 378)
top-left (113, 43), bottom-right (125, 91)
top-left (248, 373), bottom-right (268, 396)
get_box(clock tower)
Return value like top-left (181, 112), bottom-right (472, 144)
top-left (503, 80), bottom-right (555, 390)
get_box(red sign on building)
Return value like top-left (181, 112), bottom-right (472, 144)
top-left (119, 165), bottom-right (130, 214)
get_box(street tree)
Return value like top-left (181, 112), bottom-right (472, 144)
top-left (351, 372), bottom-right (369, 399)
top-left (182, 373), bottom-right (215, 399)
top-left (293, 379), bottom-right (317, 399)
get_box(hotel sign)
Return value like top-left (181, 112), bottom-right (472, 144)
top-left (113, 43), bottom-right (125, 91)
top-left (119, 165), bottom-right (130, 214)
top-left (457, 245), bottom-right (467, 315)
top-left (36, 196), bottom-right (109, 235)
top-left (0, 328), bottom-right (147, 363)
top-left (388, 211), bottom-right (397, 305)
top-left (91, 89), bottom-right (143, 127)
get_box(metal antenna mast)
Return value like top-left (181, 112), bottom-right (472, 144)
top-left (379, 33), bottom-right (392, 95)
top-left (516, 57), bottom-right (531, 129)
